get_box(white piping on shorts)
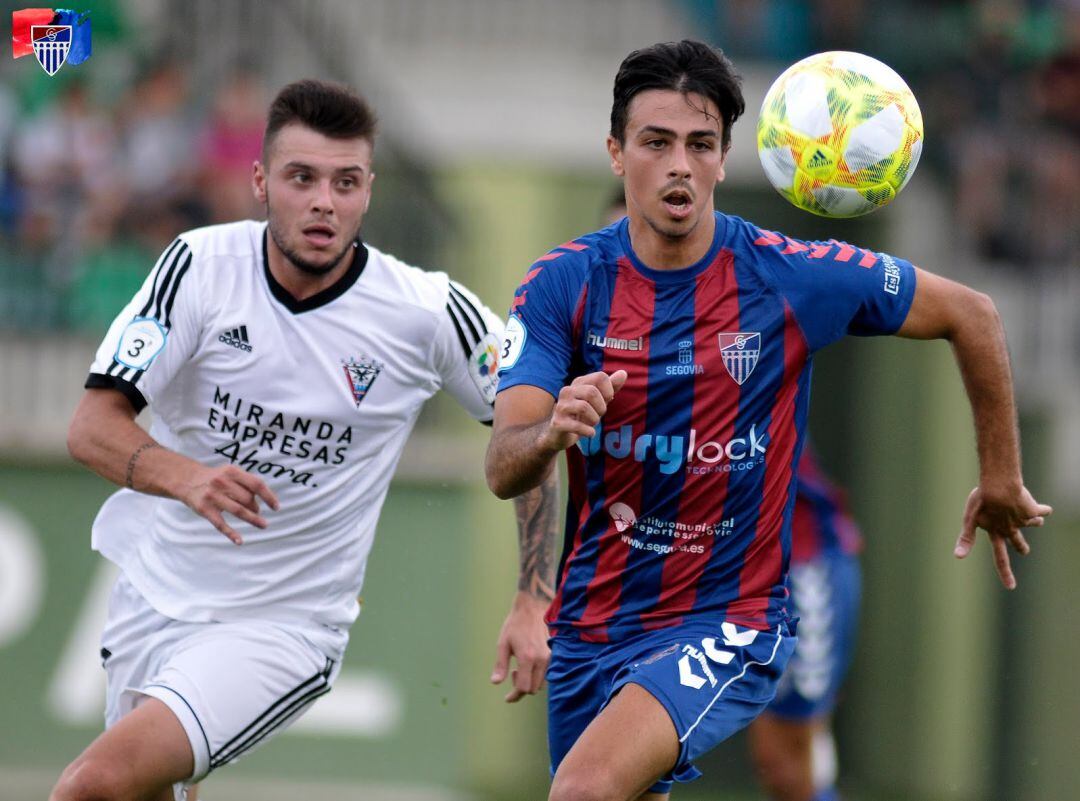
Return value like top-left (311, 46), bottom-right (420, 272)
top-left (679, 624), bottom-right (785, 743)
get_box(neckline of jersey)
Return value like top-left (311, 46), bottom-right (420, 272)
top-left (261, 228), bottom-right (369, 314)
top-left (616, 211), bottom-right (728, 283)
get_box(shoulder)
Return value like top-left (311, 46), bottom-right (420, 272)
top-left (173, 220), bottom-right (264, 273)
top-left (719, 212), bottom-right (794, 268)
top-left (519, 223), bottom-right (623, 297)
top-left (722, 212), bottom-right (882, 272)
top-left (361, 244), bottom-right (454, 318)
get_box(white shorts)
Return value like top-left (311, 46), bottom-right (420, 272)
top-left (100, 571), bottom-right (347, 788)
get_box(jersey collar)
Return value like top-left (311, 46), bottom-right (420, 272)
top-left (617, 211), bottom-right (728, 283)
top-left (262, 229), bottom-right (369, 314)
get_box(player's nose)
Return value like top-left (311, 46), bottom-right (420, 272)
top-left (668, 144), bottom-right (692, 179)
top-left (309, 178), bottom-right (335, 214)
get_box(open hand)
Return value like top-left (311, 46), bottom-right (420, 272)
top-left (180, 464), bottom-right (280, 545)
top-left (490, 591), bottom-right (551, 703)
top-left (954, 484), bottom-right (1052, 589)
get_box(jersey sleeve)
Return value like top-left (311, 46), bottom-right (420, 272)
top-left (85, 237), bottom-right (203, 412)
top-left (496, 255), bottom-right (581, 399)
top-left (751, 227), bottom-right (917, 352)
top-left (431, 279), bottom-right (505, 423)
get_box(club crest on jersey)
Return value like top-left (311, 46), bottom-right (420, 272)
top-left (718, 333), bottom-right (761, 385)
top-left (32, 25), bottom-right (71, 75)
top-left (342, 356), bottom-right (383, 407)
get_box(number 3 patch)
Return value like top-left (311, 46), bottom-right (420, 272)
top-left (499, 316), bottom-right (526, 371)
top-left (115, 317), bottom-right (167, 370)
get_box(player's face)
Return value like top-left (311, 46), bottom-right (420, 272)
top-left (253, 123), bottom-right (375, 277)
top-left (607, 89), bottom-right (727, 243)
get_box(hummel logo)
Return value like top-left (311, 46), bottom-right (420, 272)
top-left (219, 325), bottom-right (253, 352)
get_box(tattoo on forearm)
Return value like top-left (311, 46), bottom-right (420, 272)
top-left (125, 442), bottom-right (159, 489)
top-left (513, 470), bottom-right (559, 602)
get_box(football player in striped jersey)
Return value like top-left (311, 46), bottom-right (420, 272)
top-left (603, 191), bottom-right (862, 801)
top-left (487, 40), bottom-right (1051, 801)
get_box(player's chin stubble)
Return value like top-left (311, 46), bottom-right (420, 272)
top-left (267, 212), bottom-right (360, 277)
top-left (642, 210), bottom-right (694, 242)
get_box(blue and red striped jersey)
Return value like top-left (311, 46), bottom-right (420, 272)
top-left (791, 445), bottom-right (863, 563)
top-left (498, 212), bottom-right (913, 643)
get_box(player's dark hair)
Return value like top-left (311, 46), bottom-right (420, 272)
top-left (263, 79), bottom-right (378, 159)
top-left (610, 40), bottom-right (744, 149)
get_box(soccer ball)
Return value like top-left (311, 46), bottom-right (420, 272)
top-left (756, 51), bottom-right (923, 218)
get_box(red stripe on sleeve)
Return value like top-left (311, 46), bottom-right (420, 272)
top-left (576, 259), bottom-right (653, 640)
top-left (570, 285), bottom-right (588, 344)
top-left (643, 249), bottom-right (742, 629)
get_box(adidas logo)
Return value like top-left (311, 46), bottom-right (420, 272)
top-left (219, 325), bottom-right (253, 352)
top-left (807, 149), bottom-right (831, 168)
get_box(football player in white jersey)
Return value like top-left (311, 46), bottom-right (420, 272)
top-left (50, 80), bottom-right (558, 801)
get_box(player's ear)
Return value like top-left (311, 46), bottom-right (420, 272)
top-left (363, 171), bottom-right (375, 214)
top-left (716, 147), bottom-right (728, 184)
top-left (252, 161), bottom-right (268, 203)
top-left (607, 135), bottom-right (625, 177)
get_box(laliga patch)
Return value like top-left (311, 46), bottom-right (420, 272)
top-left (469, 332), bottom-right (501, 404)
top-left (115, 317), bottom-right (167, 370)
top-left (499, 316), bottom-right (526, 371)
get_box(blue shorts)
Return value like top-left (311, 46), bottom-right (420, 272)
top-left (767, 550), bottom-right (861, 720)
top-left (547, 619), bottom-right (796, 794)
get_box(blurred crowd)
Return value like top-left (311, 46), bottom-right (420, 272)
top-left (927, 4), bottom-right (1079, 268)
top-left (1, 0), bottom-right (1077, 335)
top-left (0, 60), bottom-right (267, 333)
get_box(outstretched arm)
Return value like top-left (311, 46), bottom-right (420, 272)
top-left (897, 268), bottom-right (1052, 588)
top-left (490, 466), bottom-right (560, 702)
top-left (67, 388), bottom-right (279, 544)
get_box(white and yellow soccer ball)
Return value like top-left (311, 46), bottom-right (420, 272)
top-left (756, 51), bottom-right (923, 218)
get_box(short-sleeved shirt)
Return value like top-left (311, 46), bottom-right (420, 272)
top-left (498, 212), bottom-right (914, 643)
top-left (87, 220), bottom-right (502, 629)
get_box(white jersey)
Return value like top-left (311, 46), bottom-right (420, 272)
top-left (87, 220), bottom-right (503, 629)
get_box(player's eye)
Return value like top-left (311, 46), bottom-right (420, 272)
top-left (644, 139), bottom-right (665, 150)
top-left (690, 141), bottom-right (714, 152)
top-left (337, 178), bottom-right (356, 189)
top-left (291, 172), bottom-right (312, 184)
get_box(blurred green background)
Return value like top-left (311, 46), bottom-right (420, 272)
top-left (1, 1), bottom-right (1077, 799)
